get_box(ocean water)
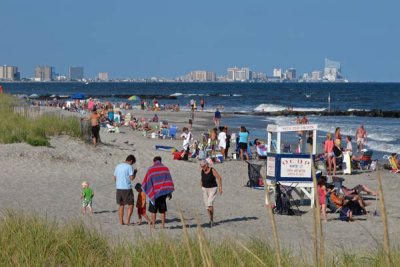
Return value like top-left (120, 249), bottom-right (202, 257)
top-left (2, 82), bottom-right (400, 157)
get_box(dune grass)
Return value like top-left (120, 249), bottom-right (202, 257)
top-left (0, 94), bottom-right (84, 146)
top-left (0, 211), bottom-right (399, 266)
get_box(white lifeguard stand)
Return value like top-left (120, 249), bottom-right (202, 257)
top-left (265, 124), bottom-right (318, 207)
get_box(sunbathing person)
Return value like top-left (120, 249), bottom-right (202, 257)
top-left (340, 186), bottom-right (370, 214)
top-left (341, 184), bottom-right (377, 196)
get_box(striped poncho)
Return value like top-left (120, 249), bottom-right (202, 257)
top-left (142, 161), bottom-right (175, 205)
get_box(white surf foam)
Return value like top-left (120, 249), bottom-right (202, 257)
top-left (170, 93), bottom-right (183, 97)
top-left (254, 104), bottom-right (326, 112)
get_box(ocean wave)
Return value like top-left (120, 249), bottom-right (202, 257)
top-left (170, 93), bottom-right (183, 97)
top-left (347, 108), bottom-right (370, 112)
top-left (253, 104), bottom-right (326, 112)
top-left (254, 104), bottom-right (287, 112)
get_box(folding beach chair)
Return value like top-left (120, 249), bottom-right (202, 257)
top-left (383, 154), bottom-right (400, 173)
top-left (168, 125), bottom-right (178, 139)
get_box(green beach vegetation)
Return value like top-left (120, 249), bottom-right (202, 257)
top-left (0, 211), bottom-right (399, 266)
top-left (0, 94), bottom-right (84, 146)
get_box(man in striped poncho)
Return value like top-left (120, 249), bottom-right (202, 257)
top-left (142, 156), bottom-right (174, 228)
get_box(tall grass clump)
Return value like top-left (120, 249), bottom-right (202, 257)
top-left (0, 94), bottom-right (84, 146)
top-left (0, 211), bottom-right (400, 266)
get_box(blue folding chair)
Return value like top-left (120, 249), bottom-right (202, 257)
top-left (168, 126), bottom-right (178, 139)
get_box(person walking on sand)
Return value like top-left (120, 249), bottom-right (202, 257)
top-left (81, 181), bottom-right (94, 215)
top-left (218, 126), bottom-right (227, 160)
top-left (81, 107), bottom-right (100, 146)
top-left (199, 160), bottom-right (222, 227)
top-left (135, 183), bottom-right (151, 225)
top-left (238, 126), bottom-right (249, 160)
top-left (214, 108), bottom-right (221, 127)
top-left (114, 155), bottom-right (138, 225)
top-left (200, 98), bottom-right (205, 111)
top-left (142, 156), bottom-right (174, 229)
top-left (355, 124), bottom-right (367, 153)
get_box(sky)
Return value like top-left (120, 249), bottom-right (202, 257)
top-left (0, 0), bottom-right (399, 81)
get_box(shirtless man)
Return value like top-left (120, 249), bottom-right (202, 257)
top-left (355, 124), bottom-right (367, 153)
top-left (83, 108), bottom-right (101, 146)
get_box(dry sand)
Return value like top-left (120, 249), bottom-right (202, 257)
top-left (0, 108), bottom-right (399, 254)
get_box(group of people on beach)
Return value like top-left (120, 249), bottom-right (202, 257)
top-left (323, 124), bottom-right (368, 176)
top-left (82, 154), bottom-right (223, 228)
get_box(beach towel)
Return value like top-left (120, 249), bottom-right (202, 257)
top-left (142, 161), bottom-right (175, 205)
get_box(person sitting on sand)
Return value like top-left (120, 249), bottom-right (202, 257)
top-left (142, 122), bottom-right (152, 132)
top-left (340, 186), bottom-right (370, 215)
top-left (152, 114), bottom-right (158, 122)
top-left (81, 181), bottom-right (94, 215)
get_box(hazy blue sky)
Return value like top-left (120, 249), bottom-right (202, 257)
top-left (1, 0), bottom-right (399, 81)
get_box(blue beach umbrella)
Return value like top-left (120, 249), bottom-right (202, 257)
top-left (71, 93), bottom-right (86, 100)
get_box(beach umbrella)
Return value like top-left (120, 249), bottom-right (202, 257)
top-left (128, 95), bottom-right (140, 101)
top-left (71, 93), bottom-right (86, 100)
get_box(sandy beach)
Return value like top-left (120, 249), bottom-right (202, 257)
top-left (0, 108), bottom-right (399, 255)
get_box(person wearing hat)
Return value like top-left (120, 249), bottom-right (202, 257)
top-left (199, 160), bottom-right (222, 227)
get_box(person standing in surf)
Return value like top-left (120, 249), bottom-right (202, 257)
top-left (355, 124), bottom-right (367, 153)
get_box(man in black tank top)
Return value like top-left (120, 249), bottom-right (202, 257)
top-left (200, 160), bottom-right (223, 227)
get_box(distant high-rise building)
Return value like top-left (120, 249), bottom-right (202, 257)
top-left (285, 68), bottom-right (296, 81)
top-left (69, 67), bottom-right (84, 80)
top-left (273, 68), bottom-right (282, 78)
top-left (0, 65), bottom-right (20, 81)
top-left (324, 58), bottom-right (341, 81)
top-left (189, 70), bottom-right (216, 82)
top-left (311, 71), bottom-right (323, 81)
top-left (34, 65), bottom-right (54, 81)
top-left (98, 72), bottom-right (109, 81)
top-left (227, 67), bottom-right (252, 81)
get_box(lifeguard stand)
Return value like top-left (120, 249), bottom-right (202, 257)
top-left (265, 124), bottom-right (318, 207)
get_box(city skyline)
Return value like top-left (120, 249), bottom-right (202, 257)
top-left (0, 57), bottom-right (344, 83)
top-left (1, 0), bottom-right (399, 81)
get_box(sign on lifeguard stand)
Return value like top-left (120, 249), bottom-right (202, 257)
top-left (265, 124), bottom-right (318, 207)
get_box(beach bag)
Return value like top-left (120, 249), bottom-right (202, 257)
top-left (340, 207), bottom-right (351, 221)
top-left (369, 160), bottom-right (377, 171)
